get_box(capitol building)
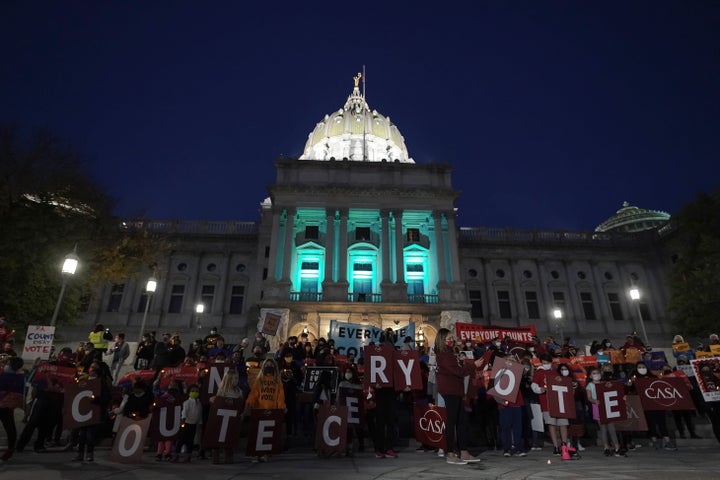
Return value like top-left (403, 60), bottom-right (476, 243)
top-left (82, 77), bottom-right (675, 350)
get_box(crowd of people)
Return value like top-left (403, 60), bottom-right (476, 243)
top-left (0, 315), bottom-right (719, 466)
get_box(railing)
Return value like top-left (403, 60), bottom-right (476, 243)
top-left (457, 227), bottom-right (659, 246)
top-left (346, 292), bottom-right (383, 303)
top-left (407, 294), bottom-right (439, 304)
top-left (290, 292), bottom-right (324, 302)
top-left (121, 220), bottom-right (258, 236)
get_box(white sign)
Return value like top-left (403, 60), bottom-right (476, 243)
top-left (22, 325), bottom-right (56, 361)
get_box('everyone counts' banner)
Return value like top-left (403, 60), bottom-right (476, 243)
top-left (329, 320), bottom-right (415, 357)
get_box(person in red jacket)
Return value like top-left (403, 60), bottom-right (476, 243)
top-left (434, 327), bottom-right (485, 465)
top-left (531, 353), bottom-right (570, 456)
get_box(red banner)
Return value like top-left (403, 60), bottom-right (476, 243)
top-left (413, 404), bottom-right (446, 449)
top-left (202, 396), bottom-right (244, 449)
top-left (33, 362), bottom-right (77, 386)
top-left (546, 375), bottom-right (576, 419)
top-left (615, 395), bottom-right (648, 432)
top-left (63, 378), bottom-right (101, 429)
top-left (393, 349), bottom-right (422, 391)
top-left (363, 345), bottom-right (395, 389)
top-left (596, 381), bottom-right (627, 424)
top-left (150, 395), bottom-right (183, 441)
top-left (487, 358), bottom-right (524, 403)
top-left (245, 409), bottom-right (285, 457)
top-left (314, 404), bottom-right (348, 455)
top-left (635, 377), bottom-right (695, 411)
top-left (158, 366), bottom-right (199, 389)
top-left (110, 414), bottom-right (152, 463)
top-left (117, 369), bottom-right (156, 388)
top-left (455, 323), bottom-right (537, 344)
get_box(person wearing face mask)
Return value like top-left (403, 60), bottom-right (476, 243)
top-left (531, 353), bottom-right (571, 456)
top-left (207, 369), bottom-right (243, 464)
top-left (278, 348), bottom-right (302, 440)
top-left (629, 361), bottom-right (676, 451)
top-left (337, 365), bottom-right (365, 455)
top-left (586, 367), bottom-right (624, 456)
top-left (519, 360), bottom-right (543, 451)
top-left (662, 365), bottom-right (702, 440)
top-left (243, 359), bottom-right (286, 462)
top-left (174, 383), bottom-right (202, 462)
top-left (558, 363), bottom-right (584, 457)
top-left (434, 327), bottom-right (485, 464)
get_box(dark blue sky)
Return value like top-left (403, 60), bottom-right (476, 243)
top-left (2, 1), bottom-right (718, 231)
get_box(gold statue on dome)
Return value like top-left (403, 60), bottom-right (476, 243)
top-left (354, 72), bottom-right (362, 88)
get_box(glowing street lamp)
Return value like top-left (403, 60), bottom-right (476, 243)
top-left (552, 307), bottom-right (563, 346)
top-left (50, 247), bottom-right (79, 327)
top-left (195, 303), bottom-right (204, 330)
top-left (629, 287), bottom-right (649, 346)
top-left (137, 277), bottom-right (157, 345)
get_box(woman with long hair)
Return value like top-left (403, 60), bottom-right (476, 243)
top-left (434, 327), bottom-right (485, 465)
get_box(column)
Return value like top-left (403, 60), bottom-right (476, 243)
top-left (589, 261), bottom-right (610, 334)
top-left (535, 260), bottom-right (553, 333)
top-left (444, 210), bottom-right (461, 283)
top-left (432, 211), bottom-right (447, 283)
top-left (381, 209), bottom-right (391, 283)
top-left (482, 258), bottom-right (496, 323)
top-left (563, 260), bottom-right (582, 337)
top-left (511, 259), bottom-right (525, 325)
top-left (338, 209), bottom-right (349, 284)
top-left (267, 206), bottom-right (283, 281)
top-left (324, 208), bottom-right (335, 283)
top-left (282, 208), bottom-right (296, 282)
top-left (393, 210), bottom-right (404, 284)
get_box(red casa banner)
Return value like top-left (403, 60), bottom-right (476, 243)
top-left (393, 349), bottom-right (422, 391)
top-left (596, 381), bottom-right (627, 424)
top-left (615, 395), bottom-right (648, 432)
top-left (338, 387), bottom-right (364, 426)
top-left (245, 409), bottom-right (285, 457)
top-left (314, 404), bottom-right (348, 455)
top-left (63, 378), bottom-right (101, 429)
top-left (158, 366), bottom-right (199, 389)
top-left (487, 357), bottom-right (525, 403)
top-left (455, 323), bottom-right (537, 344)
top-left (635, 377), bottom-right (695, 411)
top-left (33, 362), bottom-right (77, 385)
top-left (111, 414), bottom-right (152, 463)
top-left (546, 375), bottom-right (576, 419)
top-left (202, 396), bottom-right (244, 449)
top-left (413, 404), bottom-right (446, 449)
top-left (150, 395), bottom-right (183, 441)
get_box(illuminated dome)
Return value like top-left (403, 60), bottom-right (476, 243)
top-left (595, 201), bottom-right (670, 233)
top-left (299, 73), bottom-right (413, 163)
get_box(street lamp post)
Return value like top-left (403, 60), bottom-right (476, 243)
top-left (552, 307), bottom-right (563, 346)
top-left (629, 287), bottom-right (650, 347)
top-left (50, 248), bottom-right (79, 326)
top-left (195, 303), bottom-right (204, 330)
top-left (137, 277), bottom-right (157, 345)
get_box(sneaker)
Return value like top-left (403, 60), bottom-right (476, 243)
top-left (460, 454), bottom-right (482, 463)
top-left (530, 446), bottom-right (542, 451)
top-left (384, 449), bottom-right (397, 458)
top-left (603, 448), bottom-right (612, 457)
top-left (375, 451), bottom-right (385, 459)
top-left (446, 455), bottom-right (468, 465)
top-left (415, 446), bottom-right (427, 452)
top-left (512, 450), bottom-right (527, 457)
top-left (577, 442), bottom-right (585, 452)
top-left (663, 444), bottom-right (678, 451)
top-left (552, 447), bottom-right (561, 456)
top-left (503, 450), bottom-right (511, 457)
top-left (437, 448), bottom-right (445, 457)
top-left (259, 455), bottom-right (269, 462)
top-left (155, 454), bottom-right (163, 461)
top-left (614, 449), bottom-right (626, 457)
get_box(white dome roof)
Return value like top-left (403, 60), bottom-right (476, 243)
top-left (299, 74), bottom-right (413, 163)
top-left (595, 201), bottom-right (670, 233)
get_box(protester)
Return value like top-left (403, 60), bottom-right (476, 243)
top-left (243, 359), bottom-right (285, 462)
top-left (628, 361), bottom-right (676, 451)
top-left (532, 353), bottom-right (573, 457)
top-left (434, 327), bottom-right (484, 464)
top-left (0, 356), bottom-right (24, 462)
top-left (72, 361), bottom-right (112, 462)
top-left (88, 324), bottom-right (111, 357)
top-left (109, 333), bottom-right (130, 384)
top-left (208, 369), bottom-right (243, 464)
top-left (134, 333), bottom-right (155, 370)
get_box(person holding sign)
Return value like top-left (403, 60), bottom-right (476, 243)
top-left (434, 328), bottom-right (484, 465)
top-left (586, 367), bottom-right (624, 457)
top-left (531, 353), bottom-right (571, 457)
top-left (627, 361), bottom-right (676, 451)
